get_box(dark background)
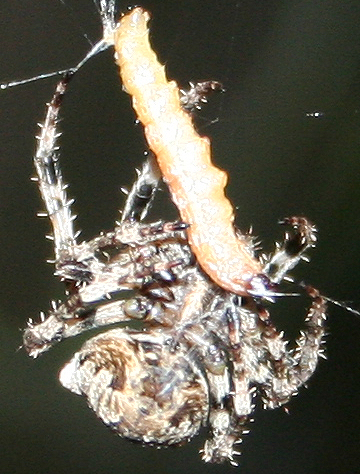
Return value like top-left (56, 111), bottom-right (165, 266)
top-left (1, 1), bottom-right (360, 473)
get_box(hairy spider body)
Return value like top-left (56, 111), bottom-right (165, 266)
top-left (23, 4), bottom-right (327, 466)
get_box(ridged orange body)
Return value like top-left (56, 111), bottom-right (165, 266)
top-left (114, 8), bottom-right (262, 294)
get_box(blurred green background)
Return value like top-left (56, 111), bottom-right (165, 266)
top-left (1, 1), bottom-right (360, 473)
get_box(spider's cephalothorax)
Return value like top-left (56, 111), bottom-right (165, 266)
top-left (23, 5), bottom-right (327, 466)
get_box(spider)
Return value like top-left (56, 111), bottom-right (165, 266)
top-left (22, 4), bottom-right (327, 466)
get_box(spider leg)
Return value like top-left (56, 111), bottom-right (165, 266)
top-left (179, 80), bottom-right (225, 111)
top-left (201, 341), bottom-right (250, 466)
top-left (264, 216), bottom-right (317, 284)
top-left (24, 219), bottom-right (193, 357)
top-left (171, 279), bottom-right (249, 465)
top-left (23, 295), bottom-right (154, 358)
top-left (201, 286), bottom-right (323, 464)
top-left (120, 153), bottom-right (161, 223)
top-left (258, 286), bottom-right (327, 408)
top-left (201, 298), bottom-right (257, 465)
top-left (33, 38), bottom-right (110, 277)
top-left (34, 71), bottom-right (78, 264)
top-left (92, 219), bottom-right (188, 247)
top-left (201, 407), bottom-right (248, 466)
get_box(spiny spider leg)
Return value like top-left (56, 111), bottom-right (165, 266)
top-left (24, 213), bottom-right (191, 357)
top-left (260, 286), bottom-right (327, 409)
top-left (23, 218), bottom-right (191, 358)
top-left (198, 218), bottom-right (322, 464)
top-left (200, 285), bottom-right (327, 463)
top-left (24, 295), bottom-right (151, 358)
top-left (24, 70), bottom-right (190, 357)
top-left (264, 216), bottom-right (317, 284)
top-left (25, 52), bottom-right (221, 359)
top-left (179, 80), bottom-right (225, 111)
top-left (34, 71), bottom-right (77, 263)
top-left (198, 296), bottom-right (258, 465)
top-left (120, 153), bottom-right (161, 223)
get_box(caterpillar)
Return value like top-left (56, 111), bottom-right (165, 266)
top-left (113, 7), bottom-right (267, 296)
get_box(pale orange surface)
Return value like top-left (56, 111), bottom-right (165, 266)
top-left (114, 8), bottom-right (262, 294)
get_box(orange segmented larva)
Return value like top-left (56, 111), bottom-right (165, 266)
top-left (114, 8), bottom-right (265, 296)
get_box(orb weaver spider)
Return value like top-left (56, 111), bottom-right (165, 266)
top-left (22, 3), bottom-right (327, 465)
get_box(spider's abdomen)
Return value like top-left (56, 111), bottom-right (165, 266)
top-left (59, 328), bottom-right (209, 445)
